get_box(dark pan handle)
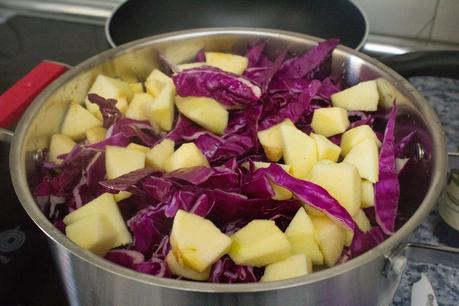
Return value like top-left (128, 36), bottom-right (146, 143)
top-left (380, 51), bottom-right (459, 79)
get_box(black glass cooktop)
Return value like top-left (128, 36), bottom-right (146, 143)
top-left (0, 13), bottom-right (109, 306)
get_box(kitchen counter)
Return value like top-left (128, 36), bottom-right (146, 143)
top-left (392, 76), bottom-right (459, 306)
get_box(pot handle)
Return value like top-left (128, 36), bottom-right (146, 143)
top-left (0, 61), bottom-right (69, 129)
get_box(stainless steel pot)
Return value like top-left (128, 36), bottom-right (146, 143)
top-left (5, 28), bottom-right (454, 306)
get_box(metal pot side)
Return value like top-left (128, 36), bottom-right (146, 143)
top-left (9, 28), bottom-right (447, 306)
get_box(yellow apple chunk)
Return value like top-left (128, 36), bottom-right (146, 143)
top-left (49, 134), bottom-right (76, 165)
top-left (285, 208), bottom-right (324, 265)
top-left (175, 96), bottom-right (229, 135)
top-left (126, 143), bottom-right (151, 154)
top-left (376, 78), bottom-right (409, 109)
top-left (280, 124), bottom-right (317, 179)
top-left (244, 161), bottom-right (292, 200)
top-left (145, 69), bottom-right (173, 97)
top-left (311, 107), bottom-right (349, 137)
top-left (148, 84), bottom-right (176, 131)
top-left (229, 220), bottom-right (291, 267)
top-left (308, 161), bottom-right (362, 216)
top-left (61, 103), bottom-right (102, 141)
top-left (177, 62), bottom-right (206, 71)
top-left (331, 80), bottom-right (379, 111)
top-left (345, 209), bottom-right (372, 246)
top-left (310, 215), bottom-right (346, 267)
top-left (85, 127), bottom-right (107, 144)
top-left (170, 210), bottom-right (232, 272)
top-left (145, 139), bottom-right (175, 171)
top-left (63, 193), bottom-right (132, 246)
top-left (85, 74), bottom-right (133, 116)
top-left (164, 143), bottom-right (209, 173)
top-left (165, 251), bottom-right (210, 281)
top-left (344, 138), bottom-right (379, 183)
top-left (260, 254), bottom-right (312, 282)
top-left (65, 214), bottom-right (117, 256)
top-left (257, 119), bottom-right (294, 162)
top-left (310, 133), bottom-right (341, 162)
top-left (129, 82), bottom-right (144, 93)
top-left (125, 93), bottom-right (154, 121)
top-left (340, 125), bottom-right (381, 156)
top-left (105, 146), bottom-right (146, 201)
top-left (205, 52), bottom-right (248, 75)
top-left (361, 180), bottom-right (375, 208)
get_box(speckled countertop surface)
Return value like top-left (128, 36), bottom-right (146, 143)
top-left (392, 76), bottom-right (459, 306)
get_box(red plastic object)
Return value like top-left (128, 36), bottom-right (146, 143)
top-left (0, 61), bottom-right (69, 128)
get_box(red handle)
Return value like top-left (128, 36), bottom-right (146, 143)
top-left (0, 61), bottom-right (69, 128)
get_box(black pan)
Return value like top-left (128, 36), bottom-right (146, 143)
top-left (106, 0), bottom-right (368, 49)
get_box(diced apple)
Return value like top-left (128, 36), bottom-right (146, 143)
top-left (129, 82), bottom-right (144, 93)
top-left (340, 125), bottom-right (381, 156)
top-left (175, 96), bottom-right (228, 135)
top-left (125, 93), bottom-right (154, 121)
top-left (310, 133), bottom-right (341, 162)
top-left (376, 78), bottom-right (409, 109)
top-left (308, 161), bottom-right (362, 216)
top-left (63, 193), bottom-right (132, 246)
top-left (311, 107), bottom-right (349, 137)
top-left (105, 146), bottom-right (146, 201)
top-left (148, 84), bottom-right (176, 131)
top-left (177, 62), bottom-right (206, 70)
top-left (145, 138), bottom-right (175, 171)
top-left (170, 210), bottom-right (232, 272)
top-left (126, 143), bottom-right (151, 154)
top-left (85, 75), bottom-right (133, 116)
top-left (205, 52), bottom-right (248, 75)
top-left (285, 208), bottom-right (324, 265)
top-left (345, 209), bottom-right (372, 246)
top-left (61, 103), bottom-right (102, 141)
top-left (361, 180), bottom-right (375, 208)
top-left (145, 69), bottom-right (173, 97)
top-left (65, 214), bottom-right (117, 256)
top-left (85, 127), bottom-right (107, 144)
top-left (310, 215), bottom-right (346, 267)
top-left (280, 124), bottom-right (317, 179)
top-left (331, 80), bottom-right (379, 111)
top-left (242, 161), bottom-right (292, 200)
top-left (260, 254), bottom-right (312, 282)
top-left (229, 220), bottom-right (291, 267)
top-left (257, 119), bottom-right (294, 162)
top-left (343, 138), bottom-right (379, 183)
top-left (164, 142), bottom-right (209, 173)
top-left (49, 134), bottom-right (76, 165)
top-left (165, 251), bottom-right (210, 281)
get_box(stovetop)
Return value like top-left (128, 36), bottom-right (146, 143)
top-left (0, 13), bottom-right (110, 306)
top-left (0, 12), bottom-right (458, 306)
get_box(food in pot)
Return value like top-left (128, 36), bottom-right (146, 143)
top-left (33, 39), bottom-right (414, 283)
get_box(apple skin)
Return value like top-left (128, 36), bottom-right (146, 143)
top-left (165, 251), bottom-right (210, 281)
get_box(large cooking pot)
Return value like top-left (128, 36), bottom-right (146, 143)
top-left (5, 28), bottom-right (454, 305)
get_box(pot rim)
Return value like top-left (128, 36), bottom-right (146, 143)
top-left (10, 28), bottom-right (447, 293)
